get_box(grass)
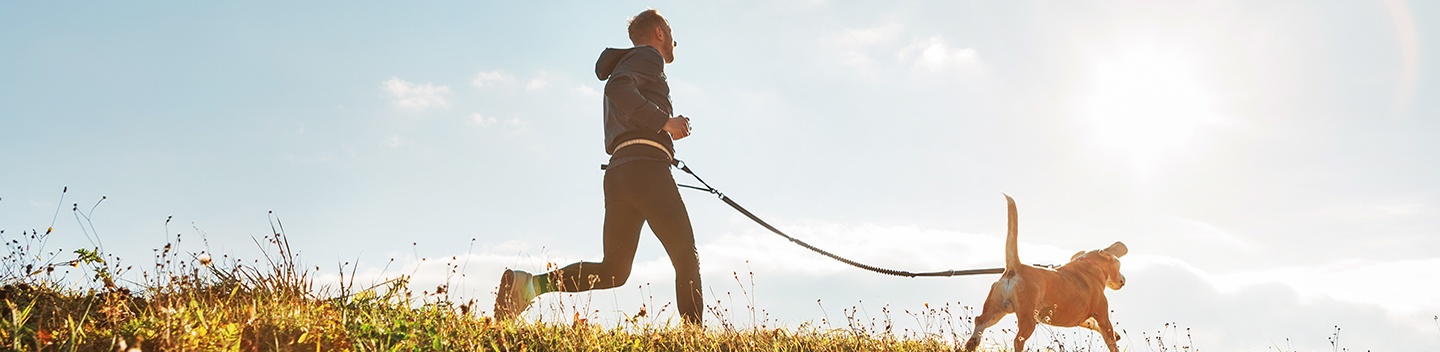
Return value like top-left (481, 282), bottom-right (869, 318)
top-left (0, 191), bottom-right (974, 351)
top-left (0, 229), bottom-right (963, 351)
top-left (0, 190), bottom-right (1209, 351)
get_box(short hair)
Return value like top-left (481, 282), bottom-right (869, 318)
top-left (627, 9), bottom-right (667, 44)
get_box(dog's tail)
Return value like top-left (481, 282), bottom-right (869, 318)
top-left (1003, 193), bottom-right (1021, 272)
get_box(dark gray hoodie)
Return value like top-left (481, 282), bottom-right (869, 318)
top-left (595, 45), bottom-right (674, 158)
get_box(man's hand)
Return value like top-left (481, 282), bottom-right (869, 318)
top-left (663, 116), bottom-right (691, 140)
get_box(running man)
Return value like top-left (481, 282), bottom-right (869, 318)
top-left (494, 8), bottom-right (702, 325)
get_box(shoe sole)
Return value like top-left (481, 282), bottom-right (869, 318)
top-left (494, 269), bottom-right (517, 319)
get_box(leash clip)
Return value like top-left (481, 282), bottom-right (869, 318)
top-left (672, 159), bottom-right (723, 197)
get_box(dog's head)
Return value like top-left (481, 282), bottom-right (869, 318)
top-left (1069, 241), bottom-right (1128, 290)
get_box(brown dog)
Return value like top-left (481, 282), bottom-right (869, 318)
top-left (962, 195), bottom-right (1128, 352)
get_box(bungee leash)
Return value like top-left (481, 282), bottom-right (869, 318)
top-left (669, 159), bottom-right (1011, 278)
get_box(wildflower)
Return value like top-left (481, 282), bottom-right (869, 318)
top-left (199, 253), bottom-right (212, 266)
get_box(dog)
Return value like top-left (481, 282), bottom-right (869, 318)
top-left (962, 194), bottom-right (1128, 352)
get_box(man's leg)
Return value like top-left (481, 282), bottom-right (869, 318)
top-left (648, 199), bottom-right (701, 325)
top-left (630, 162), bottom-right (702, 325)
top-left (535, 161), bottom-right (653, 290)
top-left (494, 165), bottom-right (647, 319)
top-left (536, 192), bottom-right (645, 293)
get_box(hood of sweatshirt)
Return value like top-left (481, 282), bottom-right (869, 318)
top-left (596, 46), bottom-right (661, 81)
top-left (596, 47), bottom-right (631, 80)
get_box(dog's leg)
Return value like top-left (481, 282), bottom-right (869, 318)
top-left (962, 309), bottom-right (1004, 352)
top-left (963, 282), bottom-right (1014, 351)
top-left (1014, 311), bottom-right (1039, 352)
top-left (1080, 317), bottom-right (1122, 344)
top-left (1091, 314), bottom-right (1121, 352)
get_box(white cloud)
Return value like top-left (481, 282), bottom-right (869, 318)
top-left (282, 151), bottom-right (336, 164)
top-left (383, 77), bottom-right (451, 112)
top-left (1370, 196), bottom-right (1436, 218)
top-left (383, 134), bottom-right (409, 148)
top-left (1162, 216), bottom-right (1258, 252)
top-left (1115, 256), bottom-right (1440, 350)
top-left (471, 112), bottom-right (525, 132)
top-left (828, 23), bottom-right (904, 73)
top-left (1202, 258), bottom-right (1440, 314)
top-left (825, 25), bottom-right (984, 80)
top-left (525, 78), bottom-right (549, 91)
top-left (525, 70), bottom-right (570, 92)
top-left (471, 70), bottom-right (516, 88)
top-left (897, 35), bottom-right (983, 73)
top-left (836, 22), bottom-right (902, 48)
top-left (471, 112), bottom-right (499, 127)
top-left (473, 69), bottom-right (594, 100)
top-left (574, 84), bottom-right (602, 99)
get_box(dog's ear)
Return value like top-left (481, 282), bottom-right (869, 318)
top-left (1071, 251), bottom-right (1086, 262)
top-left (1104, 242), bottom-right (1128, 258)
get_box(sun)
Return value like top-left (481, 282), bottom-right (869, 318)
top-left (1080, 46), bottom-right (1221, 177)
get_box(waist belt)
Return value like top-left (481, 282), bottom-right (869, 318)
top-left (601, 139), bottom-right (674, 170)
top-left (615, 138), bottom-right (673, 162)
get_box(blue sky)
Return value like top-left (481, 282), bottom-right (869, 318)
top-left (3, 1), bottom-right (1438, 350)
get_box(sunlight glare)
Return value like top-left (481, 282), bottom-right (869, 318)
top-left (1081, 46), bottom-right (1222, 176)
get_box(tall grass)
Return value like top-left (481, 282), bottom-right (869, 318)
top-left (1, 189), bottom-right (1209, 351)
top-left (0, 226), bottom-right (959, 350)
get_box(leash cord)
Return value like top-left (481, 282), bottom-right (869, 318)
top-left (672, 160), bottom-right (1006, 278)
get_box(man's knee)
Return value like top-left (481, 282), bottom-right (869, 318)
top-left (596, 262), bottom-right (633, 288)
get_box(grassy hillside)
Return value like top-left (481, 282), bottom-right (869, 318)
top-left (0, 206), bottom-right (1193, 351)
top-left (0, 227), bottom-right (971, 351)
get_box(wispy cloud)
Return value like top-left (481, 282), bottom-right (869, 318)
top-left (1200, 258), bottom-right (1440, 314)
top-left (897, 35), bottom-right (983, 74)
top-left (825, 24), bottom-right (983, 80)
top-left (383, 134), bottom-right (409, 148)
top-left (525, 78), bottom-right (549, 91)
top-left (1372, 196), bottom-right (1435, 218)
top-left (474, 69), bottom-right (587, 97)
top-left (828, 23), bottom-right (904, 74)
top-left (472, 70), bottom-right (516, 89)
top-left (574, 84), bottom-right (602, 99)
top-left (835, 22), bottom-right (903, 49)
top-left (472, 112), bottom-right (499, 127)
top-left (383, 77), bottom-right (451, 112)
top-left (1315, 195), bottom-right (1439, 225)
top-left (471, 112), bottom-right (524, 131)
top-left (1162, 216), bottom-right (1259, 252)
top-left (526, 70), bottom-right (568, 92)
top-left (1117, 255), bottom-right (1440, 350)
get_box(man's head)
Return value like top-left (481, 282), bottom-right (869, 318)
top-left (628, 9), bottom-right (676, 63)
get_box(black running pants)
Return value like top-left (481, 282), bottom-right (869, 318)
top-left (544, 156), bottom-right (702, 325)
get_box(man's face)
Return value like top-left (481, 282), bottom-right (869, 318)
top-left (658, 22), bottom-right (676, 63)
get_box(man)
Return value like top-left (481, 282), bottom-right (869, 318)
top-left (494, 8), bottom-right (702, 325)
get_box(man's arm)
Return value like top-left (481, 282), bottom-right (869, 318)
top-left (603, 49), bottom-right (671, 134)
top-left (604, 75), bottom-right (670, 134)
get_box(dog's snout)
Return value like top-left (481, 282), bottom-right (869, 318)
top-left (1109, 273), bottom-right (1127, 290)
